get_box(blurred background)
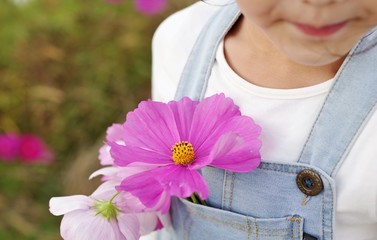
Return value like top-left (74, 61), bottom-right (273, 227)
top-left (0, 0), bottom-right (194, 239)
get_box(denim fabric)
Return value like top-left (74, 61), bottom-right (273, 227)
top-left (297, 28), bottom-right (377, 176)
top-left (162, 3), bottom-right (377, 240)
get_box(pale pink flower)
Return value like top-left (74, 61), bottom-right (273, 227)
top-left (50, 181), bottom-right (168, 240)
top-left (89, 166), bottom-right (155, 198)
top-left (99, 124), bottom-right (126, 166)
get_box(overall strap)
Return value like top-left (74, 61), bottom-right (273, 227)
top-left (174, 3), bottom-right (240, 101)
top-left (297, 30), bottom-right (377, 176)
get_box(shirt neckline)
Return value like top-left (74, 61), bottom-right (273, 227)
top-left (215, 41), bottom-right (335, 100)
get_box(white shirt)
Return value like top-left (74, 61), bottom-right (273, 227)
top-left (151, 2), bottom-right (377, 239)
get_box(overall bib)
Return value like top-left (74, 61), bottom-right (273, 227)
top-left (162, 4), bottom-right (377, 240)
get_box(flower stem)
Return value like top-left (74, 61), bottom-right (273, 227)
top-left (195, 193), bottom-right (207, 206)
top-left (190, 194), bottom-right (199, 204)
top-left (109, 192), bottom-right (120, 203)
top-left (188, 193), bottom-right (207, 206)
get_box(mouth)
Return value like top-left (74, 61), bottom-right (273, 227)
top-left (293, 21), bottom-right (348, 37)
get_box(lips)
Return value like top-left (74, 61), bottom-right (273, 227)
top-left (293, 21), bottom-right (348, 37)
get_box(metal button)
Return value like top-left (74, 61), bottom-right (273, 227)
top-left (296, 170), bottom-right (323, 196)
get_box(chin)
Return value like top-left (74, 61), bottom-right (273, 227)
top-left (283, 49), bottom-right (346, 67)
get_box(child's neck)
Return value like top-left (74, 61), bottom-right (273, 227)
top-left (224, 16), bottom-right (345, 89)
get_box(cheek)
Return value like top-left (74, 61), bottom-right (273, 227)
top-left (365, 0), bottom-right (377, 13)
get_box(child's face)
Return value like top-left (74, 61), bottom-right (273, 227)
top-left (236, 0), bottom-right (377, 66)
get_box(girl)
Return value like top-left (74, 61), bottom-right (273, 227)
top-left (151, 0), bottom-right (377, 239)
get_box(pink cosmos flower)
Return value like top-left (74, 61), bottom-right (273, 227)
top-left (0, 134), bottom-right (20, 161)
top-left (134, 0), bottom-right (167, 15)
top-left (98, 124), bottom-right (126, 166)
top-left (49, 180), bottom-right (169, 240)
top-left (110, 94), bottom-right (262, 213)
top-left (0, 133), bottom-right (53, 163)
top-left (19, 134), bottom-right (54, 163)
top-left (106, 0), bottom-right (167, 15)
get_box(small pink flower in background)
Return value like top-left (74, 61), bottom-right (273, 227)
top-left (106, 0), bottom-right (167, 15)
top-left (110, 94), bottom-right (262, 213)
top-left (0, 133), bottom-right (53, 163)
top-left (19, 134), bottom-right (54, 163)
top-left (0, 134), bottom-right (20, 161)
top-left (134, 0), bottom-right (167, 15)
top-left (49, 180), bottom-right (169, 240)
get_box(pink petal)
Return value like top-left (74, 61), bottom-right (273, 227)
top-left (135, 0), bottom-right (167, 15)
top-left (98, 145), bottom-right (114, 166)
top-left (120, 165), bottom-right (208, 205)
top-left (158, 165), bottom-right (209, 199)
top-left (106, 124), bottom-right (126, 142)
top-left (89, 167), bottom-right (120, 180)
top-left (116, 171), bottom-right (166, 210)
top-left (91, 181), bottom-right (146, 213)
top-left (189, 94), bottom-right (240, 154)
top-left (90, 166), bottom-right (155, 184)
top-left (122, 100), bottom-right (180, 154)
top-left (195, 115), bottom-right (261, 160)
top-left (209, 132), bottom-right (261, 172)
top-left (157, 212), bottom-right (171, 229)
top-left (49, 195), bottom-right (92, 216)
top-left (99, 124), bottom-right (126, 166)
top-left (110, 142), bottom-right (171, 167)
top-left (188, 155), bottom-right (211, 170)
top-left (117, 191), bottom-right (147, 213)
top-left (154, 219), bottom-right (164, 231)
top-left (75, 213), bottom-right (125, 240)
top-left (218, 116), bottom-right (262, 149)
top-left (91, 181), bottom-right (119, 200)
top-left (60, 210), bottom-right (87, 239)
top-left (109, 220), bottom-right (127, 240)
top-left (154, 191), bottom-right (171, 214)
top-left (61, 210), bottom-right (125, 240)
top-left (168, 97), bottom-right (199, 141)
top-left (135, 212), bottom-right (159, 235)
top-left (116, 169), bottom-right (170, 213)
top-left (118, 214), bottom-right (141, 240)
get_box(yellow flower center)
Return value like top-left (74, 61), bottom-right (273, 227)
top-left (172, 141), bottom-right (195, 165)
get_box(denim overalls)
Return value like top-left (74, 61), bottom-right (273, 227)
top-left (161, 3), bottom-right (377, 240)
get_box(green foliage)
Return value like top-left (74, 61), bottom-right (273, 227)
top-left (0, 0), bottom-right (194, 239)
